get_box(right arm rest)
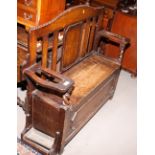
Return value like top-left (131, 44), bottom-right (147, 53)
top-left (96, 30), bottom-right (130, 63)
top-left (97, 29), bottom-right (130, 46)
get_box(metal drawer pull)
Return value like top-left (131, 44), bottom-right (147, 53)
top-left (23, 12), bottom-right (32, 20)
top-left (24, 0), bottom-right (32, 6)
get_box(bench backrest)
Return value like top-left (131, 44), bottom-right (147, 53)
top-left (28, 5), bottom-right (104, 72)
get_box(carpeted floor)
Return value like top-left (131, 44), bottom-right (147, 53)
top-left (17, 138), bottom-right (42, 155)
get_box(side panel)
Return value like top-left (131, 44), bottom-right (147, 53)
top-left (32, 92), bottom-right (63, 137)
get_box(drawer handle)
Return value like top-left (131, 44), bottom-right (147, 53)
top-left (24, 0), bottom-right (32, 6)
top-left (23, 12), bottom-right (32, 20)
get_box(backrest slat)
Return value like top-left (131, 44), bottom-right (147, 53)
top-left (78, 21), bottom-right (87, 58)
top-left (79, 19), bottom-right (91, 58)
top-left (28, 31), bottom-right (37, 65)
top-left (42, 35), bottom-right (48, 68)
top-left (51, 31), bottom-right (59, 71)
top-left (87, 17), bottom-right (96, 53)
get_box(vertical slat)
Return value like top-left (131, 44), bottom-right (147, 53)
top-left (97, 10), bottom-right (104, 31)
top-left (87, 17), bottom-right (96, 52)
top-left (79, 19), bottom-right (91, 57)
top-left (78, 22), bottom-right (87, 57)
top-left (93, 12), bottom-right (104, 51)
top-left (85, 19), bottom-right (91, 54)
top-left (42, 35), bottom-right (48, 68)
top-left (29, 31), bottom-right (37, 65)
top-left (51, 31), bottom-right (59, 71)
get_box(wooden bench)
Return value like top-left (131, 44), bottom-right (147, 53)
top-left (21, 5), bottom-right (129, 155)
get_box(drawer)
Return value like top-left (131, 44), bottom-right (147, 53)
top-left (17, 3), bottom-right (37, 14)
top-left (18, 6), bottom-right (37, 23)
top-left (18, 0), bottom-right (37, 9)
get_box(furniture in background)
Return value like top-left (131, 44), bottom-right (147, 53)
top-left (20, 5), bottom-right (129, 155)
top-left (104, 11), bottom-right (137, 76)
top-left (17, 0), bottom-right (66, 28)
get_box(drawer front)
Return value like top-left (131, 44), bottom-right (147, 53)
top-left (18, 6), bottom-right (37, 23)
top-left (18, 0), bottom-right (37, 9)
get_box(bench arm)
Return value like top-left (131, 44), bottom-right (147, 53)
top-left (96, 30), bottom-right (130, 63)
top-left (24, 65), bottom-right (74, 94)
top-left (97, 30), bottom-right (130, 46)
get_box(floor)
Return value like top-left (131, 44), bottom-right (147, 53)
top-left (17, 70), bottom-right (137, 155)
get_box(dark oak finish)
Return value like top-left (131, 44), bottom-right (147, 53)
top-left (20, 5), bottom-right (129, 155)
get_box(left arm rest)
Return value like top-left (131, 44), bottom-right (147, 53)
top-left (24, 65), bottom-right (74, 94)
